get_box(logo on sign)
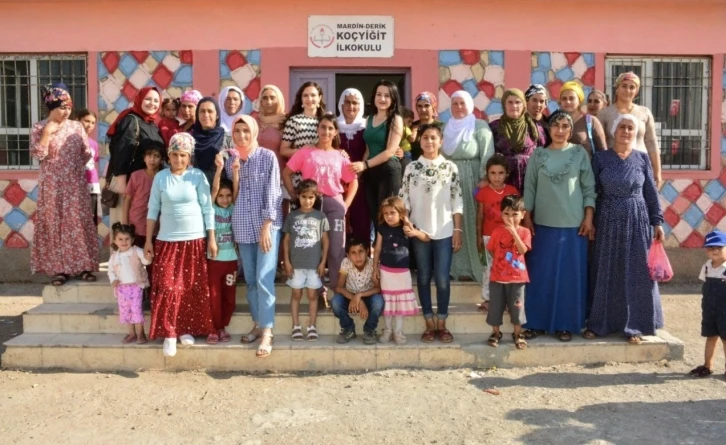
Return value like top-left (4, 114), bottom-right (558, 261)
top-left (309, 25), bottom-right (335, 49)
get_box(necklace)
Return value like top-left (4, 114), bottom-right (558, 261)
top-left (490, 184), bottom-right (505, 195)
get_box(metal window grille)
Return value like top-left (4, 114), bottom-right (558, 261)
top-left (605, 56), bottom-right (711, 170)
top-left (0, 54), bottom-right (87, 169)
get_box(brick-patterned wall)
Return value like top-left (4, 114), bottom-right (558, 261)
top-left (531, 51), bottom-right (596, 112)
top-left (219, 50), bottom-right (261, 116)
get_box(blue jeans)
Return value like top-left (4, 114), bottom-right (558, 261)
top-left (411, 237), bottom-right (452, 319)
top-left (239, 230), bottom-right (280, 329)
top-left (331, 293), bottom-right (384, 333)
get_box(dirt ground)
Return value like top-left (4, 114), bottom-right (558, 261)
top-left (0, 284), bottom-right (725, 445)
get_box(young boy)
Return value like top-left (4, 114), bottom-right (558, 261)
top-left (206, 152), bottom-right (240, 344)
top-left (691, 230), bottom-right (726, 378)
top-left (486, 195), bottom-right (531, 350)
top-left (283, 179), bottom-right (330, 342)
top-left (332, 238), bottom-right (384, 345)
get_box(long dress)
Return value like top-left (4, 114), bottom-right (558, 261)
top-left (589, 150), bottom-right (664, 336)
top-left (441, 119), bottom-right (494, 282)
top-left (490, 119), bottom-right (547, 193)
top-left (30, 119), bottom-right (98, 276)
top-left (340, 129), bottom-right (371, 243)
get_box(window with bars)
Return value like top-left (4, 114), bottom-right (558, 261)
top-left (0, 55), bottom-right (87, 169)
top-left (605, 56), bottom-right (711, 170)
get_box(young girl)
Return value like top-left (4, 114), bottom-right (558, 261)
top-left (108, 223), bottom-right (152, 344)
top-left (475, 154), bottom-right (519, 311)
top-left (161, 98), bottom-right (179, 120)
top-left (206, 152), bottom-right (240, 344)
top-left (374, 197), bottom-right (426, 345)
top-left (76, 109), bottom-right (101, 226)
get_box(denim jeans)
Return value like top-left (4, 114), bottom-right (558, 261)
top-left (331, 293), bottom-right (384, 333)
top-left (411, 237), bottom-right (453, 319)
top-left (239, 230), bottom-right (280, 329)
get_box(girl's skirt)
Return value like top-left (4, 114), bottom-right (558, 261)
top-left (380, 266), bottom-right (419, 317)
top-left (149, 238), bottom-right (215, 339)
top-left (115, 283), bottom-right (144, 324)
top-left (524, 225), bottom-right (588, 334)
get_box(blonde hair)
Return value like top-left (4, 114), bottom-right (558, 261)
top-left (377, 196), bottom-right (406, 226)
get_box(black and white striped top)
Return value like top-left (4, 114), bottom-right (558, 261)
top-left (282, 114), bottom-right (319, 148)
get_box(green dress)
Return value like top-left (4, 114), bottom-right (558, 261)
top-left (442, 119), bottom-right (494, 282)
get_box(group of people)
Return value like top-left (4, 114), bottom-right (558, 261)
top-left (30, 72), bottom-right (673, 359)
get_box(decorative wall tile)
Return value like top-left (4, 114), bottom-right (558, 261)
top-left (531, 52), bottom-right (595, 112)
top-left (438, 50), bottom-right (505, 123)
top-left (219, 50), bottom-right (261, 115)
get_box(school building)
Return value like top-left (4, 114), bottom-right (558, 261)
top-left (0, 0), bottom-right (724, 281)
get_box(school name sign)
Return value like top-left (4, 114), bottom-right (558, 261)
top-left (308, 16), bottom-right (394, 58)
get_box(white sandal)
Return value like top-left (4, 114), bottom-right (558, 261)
top-left (256, 333), bottom-right (273, 358)
top-left (306, 326), bottom-right (319, 342)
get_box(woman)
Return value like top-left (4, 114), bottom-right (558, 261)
top-left (522, 110), bottom-right (596, 342)
top-left (30, 84), bottom-right (99, 285)
top-left (558, 81), bottom-right (607, 157)
top-left (191, 97), bottom-right (226, 184)
top-left (337, 88), bottom-right (371, 243)
top-left (525, 84), bottom-right (549, 129)
top-left (257, 85), bottom-right (287, 174)
top-left (400, 124), bottom-right (463, 343)
top-left (490, 88), bottom-right (547, 193)
top-left (144, 132), bottom-right (216, 357)
top-left (218, 86), bottom-right (245, 133)
top-left (586, 90), bottom-right (609, 117)
top-left (106, 86), bottom-right (164, 226)
top-left (351, 80), bottom-right (404, 230)
top-left (586, 114), bottom-right (665, 343)
top-left (283, 114), bottom-right (359, 296)
top-left (410, 91), bottom-right (443, 161)
top-left (226, 115), bottom-right (283, 358)
top-left (441, 90), bottom-right (494, 282)
top-left (159, 89), bottom-right (202, 145)
top-left (598, 72), bottom-right (662, 185)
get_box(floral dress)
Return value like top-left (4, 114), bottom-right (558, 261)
top-left (30, 119), bottom-right (99, 275)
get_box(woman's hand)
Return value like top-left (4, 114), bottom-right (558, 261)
top-left (654, 225), bottom-right (665, 242)
top-left (144, 241), bottom-right (154, 261)
top-left (578, 216), bottom-right (595, 241)
top-left (350, 161), bottom-right (366, 174)
top-left (208, 237), bottom-right (218, 259)
top-left (43, 120), bottom-right (61, 136)
top-left (453, 230), bottom-right (463, 252)
top-left (522, 213), bottom-right (535, 237)
top-left (259, 224), bottom-right (272, 253)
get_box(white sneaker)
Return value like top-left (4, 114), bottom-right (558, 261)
top-left (179, 334), bottom-right (195, 345)
top-left (163, 338), bottom-right (177, 357)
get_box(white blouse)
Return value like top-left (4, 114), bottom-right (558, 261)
top-left (399, 155), bottom-right (463, 240)
top-left (108, 246), bottom-right (151, 285)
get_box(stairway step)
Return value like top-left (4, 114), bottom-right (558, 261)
top-left (1, 331), bottom-right (684, 372)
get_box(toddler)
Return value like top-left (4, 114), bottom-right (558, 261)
top-left (76, 109), bottom-right (101, 225)
top-left (399, 107), bottom-right (415, 159)
top-left (161, 98), bottom-right (179, 120)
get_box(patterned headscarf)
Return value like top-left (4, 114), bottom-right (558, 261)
top-left (525, 84), bottom-right (548, 100)
top-left (168, 132), bottom-right (196, 155)
top-left (415, 91), bottom-right (438, 117)
top-left (498, 88), bottom-right (539, 152)
top-left (41, 83), bottom-right (72, 111)
top-left (560, 81), bottom-right (585, 103)
top-left (180, 89), bottom-right (203, 105)
top-left (615, 72), bottom-right (641, 89)
top-left (547, 109), bottom-right (574, 129)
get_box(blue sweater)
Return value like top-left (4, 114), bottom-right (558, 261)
top-left (147, 168), bottom-right (215, 242)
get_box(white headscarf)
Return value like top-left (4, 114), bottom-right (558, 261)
top-left (218, 86), bottom-right (246, 133)
top-left (442, 91), bottom-right (476, 155)
top-left (337, 88), bottom-right (366, 139)
top-left (610, 113), bottom-right (638, 149)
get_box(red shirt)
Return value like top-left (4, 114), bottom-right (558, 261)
top-left (475, 184), bottom-right (519, 236)
top-left (487, 225), bottom-right (531, 283)
top-left (125, 169), bottom-right (159, 237)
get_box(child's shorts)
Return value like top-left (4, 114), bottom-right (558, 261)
top-left (486, 282), bottom-right (526, 326)
top-left (701, 292), bottom-right (726, 339)
top-left (287, 269), bottom-right (322, 290)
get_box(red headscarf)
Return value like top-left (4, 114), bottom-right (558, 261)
top-left (106, 86), bottom-right (162, 137)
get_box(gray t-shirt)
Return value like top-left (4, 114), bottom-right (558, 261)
top-left (283, 209), bottom-right (330, 269)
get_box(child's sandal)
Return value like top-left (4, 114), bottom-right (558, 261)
top-left (122, 334), bottom-right (137, 344)
top-left (689, 365), bottom-right (713, 378)
top-left (487, 332), bottom-right (503, 347)
top-left (136, 333), bottom-right (148, 344)
top-left (306, 326), bottom-right (319, 342)
top-left (512, 333), bottom-right (527, 350)
top-left (291, 326), bottom-right (304, 341)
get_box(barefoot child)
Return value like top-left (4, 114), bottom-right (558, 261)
top-left (475, 154), bottom-right (519, 311)
top-left (206, 152), bottom-right (240, 344)
top-left (76, 109), bottom-right (101, 225)
top-left (373, 197), bottom-right (424, 345)
top-left (282, 179), bottom-right (330, 341)
top-left (108, 223), bottom-right (151, 344)
top-left (486, 195), bottom-right (531, 350)
top-left (690, 230), bottom-right (726, 378)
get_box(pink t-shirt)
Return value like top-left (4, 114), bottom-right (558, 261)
top-left (286, 147), bottom-right (356, 197)
top-left (125, 169), bottom-right (158, 237)
top-left (85, 138), bottom-right (100, 194)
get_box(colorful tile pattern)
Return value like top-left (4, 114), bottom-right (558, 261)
top-left (438, 50), bottom-right (505, 123)
top-left (219, 50), bottom-right (261, 115)
top-left (531, 52), bottom-right (596, 112)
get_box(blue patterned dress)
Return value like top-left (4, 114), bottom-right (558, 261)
top-left (588, 150), bottom-right (664, 336)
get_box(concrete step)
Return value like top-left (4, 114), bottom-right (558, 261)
top-left (41, 277), bottom-right (484, 305)
top-left (1, 331), bottom-right (684, 372)
top-left (22, 303), bottom-right (502, 335)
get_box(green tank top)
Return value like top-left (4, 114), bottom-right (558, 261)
top-left (363, 116), bottom-right (388, 158)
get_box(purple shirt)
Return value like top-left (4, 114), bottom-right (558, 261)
top-left (85, 138), bottom-right (100, 194)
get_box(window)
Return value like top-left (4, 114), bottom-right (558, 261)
top-left (606, 56), bottom-right (711, 170)
top-left (0, 55), bottom-right (87, 169)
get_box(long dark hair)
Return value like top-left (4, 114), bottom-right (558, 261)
top-left (368, 79), bottom-right (402, 149)
top-left (283, 81), bottom-right (326, 128)
top-left (318, 113), bottom-right (341, 149)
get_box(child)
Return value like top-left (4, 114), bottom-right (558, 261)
top-left (161, 98), bottom-right (179, 120)
top-left (123, 140), bottom-right (164, 249)
top-left (690, 230), bottom-right (726, 378)
top-left (486, 195), bottom-right (531, 350)
top-left (373, 197), bottom-right (426, 345)
top-left (206, 152), bottom-right (241, 344)
top-left (282, 179), bottom-right (330, 341)
top-left (108, 223), bottom-right (151, 344)
top-left (475, 154), bottom-right (519, 311)
top-left (399, 107), bottom-right (415, 159)
top-left (76, 109), bottom-right (101, 226)
top-left (332, 238), bottom-right (384, 345)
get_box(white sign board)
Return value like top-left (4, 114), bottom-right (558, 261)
top-left (308, 15), bottom-right (394, 58)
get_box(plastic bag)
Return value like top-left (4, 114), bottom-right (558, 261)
top-left (647, 241), bottom-right (673, 282)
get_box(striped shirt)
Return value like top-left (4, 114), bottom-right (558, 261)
top-left (282, 114), bottom-right (319, 149)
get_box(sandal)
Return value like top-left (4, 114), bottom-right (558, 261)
top-left (487, 332), bottom-right (503, 347)
top-left (556, 331), bottom-right (572, 342)
top-left (438, 329), bottom-right (454, 343)
top-left (218, 330), bottom-right (231, 343)
top-left (291, 326), bottom-right (304, 341)
top-left (523, 329), bottom-right (545, 339)
top-left (241, 326), bottom-right (261, 344)
top-left (77, 271), bottom-right (97, 282)
top-left (256, 333), bottom-right (273, 358)
top-left (583, 329), bottom-right (597, 340)
top-left (306, 326), bottom-right (319, 342)
top-left (51, 274), bottom-right (68, 286)
top-left (136, 333), bottom-right (148, 345)
top-left (513, 333), bottom-right (528, 350)
top-left (627, 335), bottom-right (642, 344)
top-left (122, 334), bottom-right (137, 344)
top-left (689, 365), bottom-right (713, 378)
top-left (206, 333), bottom-right (219, 344)
top-left (421, 330), bottom-right (437, 343)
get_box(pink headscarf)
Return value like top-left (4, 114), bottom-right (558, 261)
top-left (180, 89), bottom-right (203, 105)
